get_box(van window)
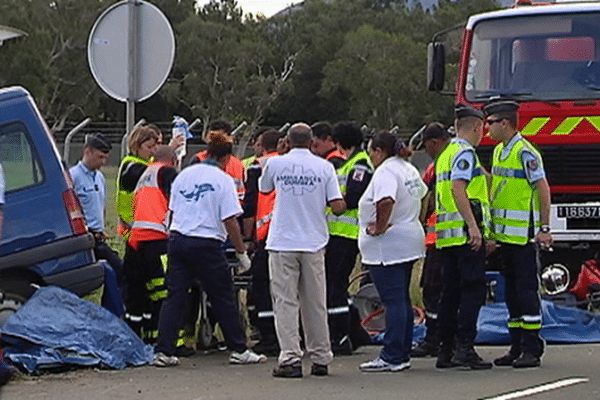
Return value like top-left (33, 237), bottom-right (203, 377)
top-left (0, 123), bottom-right (43, 192)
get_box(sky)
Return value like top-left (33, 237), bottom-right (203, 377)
top-left (198, 1), bottom-right (299, 18)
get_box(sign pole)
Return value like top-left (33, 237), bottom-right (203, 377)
top-left (126, 0), bottom-right (139, 137)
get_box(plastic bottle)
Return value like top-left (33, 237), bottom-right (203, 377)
top-left (171, 116), bottom-right (190, 162)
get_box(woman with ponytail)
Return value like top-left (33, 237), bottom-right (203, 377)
top-left (357, 131), bottom-right (428, 372)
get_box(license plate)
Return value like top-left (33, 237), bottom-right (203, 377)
top-left (557, 206), bottom-right (600, 219)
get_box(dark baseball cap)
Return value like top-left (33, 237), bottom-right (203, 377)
top-left (84, 133), bottom-right (112, 153)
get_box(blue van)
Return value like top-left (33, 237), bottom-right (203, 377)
top-left (0, 87), bottom-right (104, 326)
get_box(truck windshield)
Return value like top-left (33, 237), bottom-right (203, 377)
top-left (466, 12), bottom-right (600, 102)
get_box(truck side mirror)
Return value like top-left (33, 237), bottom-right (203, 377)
top-left (427, 42), bottom-right (446, 92)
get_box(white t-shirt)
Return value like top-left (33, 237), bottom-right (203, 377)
top-left (358, 157), bottom-right (427, 265)
top-left (169, 163), bottom-right (242, 241)
top-left (259, 148), bottom-right (342, 252)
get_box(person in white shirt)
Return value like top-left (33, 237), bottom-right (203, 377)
top-left (259, 123), bottom-right (346, 378)
top-left (357, 131), bottom-right (427, 373)
top-left (153, 132), bottom-right (266, 367)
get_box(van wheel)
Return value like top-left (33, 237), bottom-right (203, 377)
top-left (0, 277), bottom-right (35, 328)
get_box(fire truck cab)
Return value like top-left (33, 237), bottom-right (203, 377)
top-left (427, 0), bottom-right (600, 277)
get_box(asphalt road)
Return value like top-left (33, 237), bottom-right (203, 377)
top-left (1, 344), bottom-right (599, 400)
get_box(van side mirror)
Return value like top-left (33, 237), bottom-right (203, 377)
top-left (427, 42), bottom-right (446, 92)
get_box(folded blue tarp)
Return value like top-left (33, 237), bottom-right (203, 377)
top-left (371, 300), bottom-right (600, 346)
top-left (0, 286), bottom-right (153, 373)
top-left (476, 300), bottom-right (600, 344)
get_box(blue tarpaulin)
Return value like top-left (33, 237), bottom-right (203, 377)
top-left (371, 300), bottom-right (600, 346)
top-left (476, 300), bottom-right (600, 344)
top-left (0, 286), bottom-right (153, 373)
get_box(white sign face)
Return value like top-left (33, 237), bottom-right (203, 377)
top-left (87, 0), bottom-right (175, 102)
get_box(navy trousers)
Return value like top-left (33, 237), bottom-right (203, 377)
top-left (437, 244), bottom-right (487, 347)
top-left (155, 233), bottom-right (247, 356)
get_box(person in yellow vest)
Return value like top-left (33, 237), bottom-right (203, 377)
top-left (241, 130), bottom-right (265, 170)
top-left (117, 125), bottom-right (161, 238)
top-left (125, 145), bottom-right (178, 344)
top-left (325, 122), bottom-right (373, 355)
top-left (310, 121), bottom-right (346, 168)
top-left (411, 123), bottom-right (451, 358)
top-left (435, 104), bottom-right (493, 370)
top-left (241, 129), bottom-right (284, 355)
top-left (484, 99), bottom-right (552, 369)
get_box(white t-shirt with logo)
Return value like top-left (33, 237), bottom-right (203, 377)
top-left (259, 148), bottom-right (342, 252)
top-left (358, 157), bottom-right (427, 265)
top-left (169, 163), bottom-right (242, 241)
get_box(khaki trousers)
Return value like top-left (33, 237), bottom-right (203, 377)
top-left (269, 249), bottom-right (333, 366)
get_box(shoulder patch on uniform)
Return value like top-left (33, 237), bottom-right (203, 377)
top-left (352, 168), bottom-right (366, 182)
top-left (527, 159), bottom-right (538, 171)
top-left (458, 159), bottom-right (470, 171)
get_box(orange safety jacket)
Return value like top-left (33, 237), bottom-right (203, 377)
top-left (129, 162), bottom-right (169, 250)
top-left (196, 151), bottom-right (246, 202)
top-left (326, 149), bottom-right (346, 162)
top-left (255, 152), bottom-right (279, 242)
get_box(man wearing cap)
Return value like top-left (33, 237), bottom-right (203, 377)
top-left (484, 99), bottom-right (552, 368)
top-left (434, 104), bottom-right (493, 370)
top-left (411, 122), bottom-right (451, 358)
top-left (70, 133), bottom-right (123, 283)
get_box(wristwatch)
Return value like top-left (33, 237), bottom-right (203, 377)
top-left (540, 225), bottom-right (551, 234)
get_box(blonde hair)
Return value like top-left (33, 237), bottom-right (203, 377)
top-left (128, 125), bottom-right (160, 156)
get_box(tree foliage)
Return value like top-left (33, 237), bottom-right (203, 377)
top-left (0, 0), bottom-right (501, 136)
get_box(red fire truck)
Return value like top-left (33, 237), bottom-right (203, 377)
top-left (427, 0), bottom-right (600, 278)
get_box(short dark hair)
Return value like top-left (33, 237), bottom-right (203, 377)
top-left (208, 120), bottom-right (233, 135)
top-left (311, 121), bottom-right (333, 140)
top-left (261, 129), bottom-right (284, 152)
top-left (206, 131), bottom-right (233, 159)
top-left (332, 122), bottom-right (363, 150)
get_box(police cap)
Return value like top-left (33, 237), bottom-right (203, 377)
top-left (84, 133), bottom-right (112, 153)
top-left (455, 103), bottom-right (484, 120)
top-left (483, 99), bottom-right (519, 116)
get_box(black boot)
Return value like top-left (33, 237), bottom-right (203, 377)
top-left (451, 342), bottom-right (492, 370)
top-left (411, 316), bottom-right (439, 357)
top-left (494, 327), bottom-right (521, 366)
top-left (436, 343), bottom-right (458, 369)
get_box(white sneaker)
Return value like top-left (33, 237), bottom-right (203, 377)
top-left (152, 352), bottom-right (180, 367)
top-left (359, 356), bottom-right (410, 372)
top-left (229, 349), bottom-right (268, 364)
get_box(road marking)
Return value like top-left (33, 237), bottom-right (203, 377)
top-left (480, 377), bottom-right (589, 400)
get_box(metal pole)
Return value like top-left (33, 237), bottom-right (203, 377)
top-left (188, 118), bottom-right (202, 131)
top-left (121, 118), bottom-right (146, 158)
top-left (63, 118), bottom-right (92, 164)
top-left (279, 122), bottom-right (290, 134)
top-left (231, 121), bottom-right (248, 137)
top-left (126, 0), bottom-right (139, 137)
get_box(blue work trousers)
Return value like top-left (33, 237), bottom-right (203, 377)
top-left (366, 260), bottom-right (415, 364)
top-left (155, 232), bottom-right (247, 356)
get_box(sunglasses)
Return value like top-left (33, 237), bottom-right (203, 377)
top-left (486, 117), bottom-right (506, 125)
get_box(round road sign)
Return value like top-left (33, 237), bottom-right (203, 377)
top-left (87, 0), bottom-right (175, 102)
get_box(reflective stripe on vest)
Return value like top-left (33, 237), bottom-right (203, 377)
top-left (490, 136), bottom-right (541, 245)
top-left (116, 155), bottom-right (149, 237)
top-left (327, 151), bottom-right (373, 239)
top-left (434, 141), bottom-right (491, 249)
